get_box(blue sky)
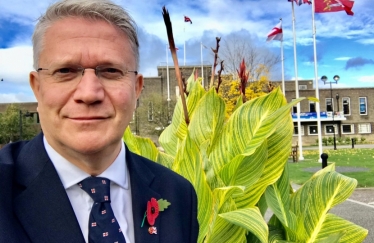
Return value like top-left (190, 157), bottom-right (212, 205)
top-left (0, 0), bottom-right (373, 103)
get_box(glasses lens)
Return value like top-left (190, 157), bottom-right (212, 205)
top-left (97, 66), bottom-right (125, 81)
top-left (52, 67), bottom-right (82, 82)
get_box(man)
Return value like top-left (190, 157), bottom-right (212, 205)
top-left (0, 0), bottom-right (199, 242)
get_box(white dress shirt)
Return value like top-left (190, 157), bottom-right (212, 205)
top-left (43, 137), bottom-right (135, 243)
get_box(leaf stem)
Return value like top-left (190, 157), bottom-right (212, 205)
top-left (209, 37), bottom-right (221, 89)
top-left (162, 6), bottom-right (190, 125)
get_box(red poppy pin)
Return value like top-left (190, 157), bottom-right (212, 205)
top-left (141, 198), bottom-right (171, 235)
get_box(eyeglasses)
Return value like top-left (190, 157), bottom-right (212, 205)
top-left (37, 65), bottom-right (138, 83)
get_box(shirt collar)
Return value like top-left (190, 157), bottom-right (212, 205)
top-left (43, 136), bottom-right (129, 190)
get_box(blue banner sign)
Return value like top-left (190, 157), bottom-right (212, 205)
top-left (292, 112), bottom-right (328, 119)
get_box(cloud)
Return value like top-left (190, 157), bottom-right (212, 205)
top-left (357, 39), bottom-right (374, 45)
top-left (357, 75), bottom-right (374, 83)
top-left (0, 93), bottom-right (36, 103)
top-left (0, 46), bottom-right (33, 84)
top-left (334, 57), bottom-right (351, 61)
top-left (345, 57), bottom-right (374, 70)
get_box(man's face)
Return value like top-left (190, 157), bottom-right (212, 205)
top-left (30, 17), bottom-right (143, 157)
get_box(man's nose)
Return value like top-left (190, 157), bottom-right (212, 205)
top-left (73, 69), bottom-right (104, 104)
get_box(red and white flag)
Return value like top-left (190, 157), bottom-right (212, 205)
top-left (184, 16), bottom-right (192, 24)
top-left (315, 0), bottom-right (354, 15)
top-left (267, 21), bottom-right (283, 42)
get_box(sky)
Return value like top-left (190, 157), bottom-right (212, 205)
top-left (0, 0), bottom-right (373, 103)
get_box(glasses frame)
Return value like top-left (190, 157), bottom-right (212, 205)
top-left (37, 66), bottom-right (138, 82)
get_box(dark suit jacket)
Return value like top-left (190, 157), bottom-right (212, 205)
top-left (0, 133), bottom-right (199, 243)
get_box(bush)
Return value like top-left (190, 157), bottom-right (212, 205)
top-left (124, 75), bottom-right (368, 242)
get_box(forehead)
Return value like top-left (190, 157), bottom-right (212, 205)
top-left (39, 17), bottom-right (134, 66)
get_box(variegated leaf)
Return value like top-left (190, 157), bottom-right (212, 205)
top-left (290, 171), bottom-right (358, 242)
top-left (315, 213), bottom-right (368, 243)
top-left (219, 207), bottom-right (269, 243)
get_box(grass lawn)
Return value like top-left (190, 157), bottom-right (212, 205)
top-left (287, 148), bottom-right (374, 188)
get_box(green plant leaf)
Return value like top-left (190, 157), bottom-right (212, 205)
top-left (219, 207), bottom-right (269, 243)
top-left (219, 140), bottom-right (266, 190)
top-left (188, 88), bottom-right (226, 154)
top-left (212, 186), bottom-right (245, 212)
top-left (123, 126), bottom-right (159, 161)
top-left (234, 105), bottom-right (294, 208)
top-left (268, 225), bottom-right (286, 243)
top-left (265, 165), bottom-right (297, 233)
top-left (171, 135), bottom-right (213, 243)
top-left (290, 171), bottom-right (358, 242)
top-left (315, 213), bottom-right (368, 243)
top-left (157, 199), bottom-right (171, 211)
top-left (156, 151), bottom-right (174, 169)
top-left (207, 216), bottom-right (247, 243)
top-left (257, 193), bottom-right (268, 217)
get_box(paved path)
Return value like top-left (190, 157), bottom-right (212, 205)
top-left (303, 144), bottom-right (374, 150)
top-left (330, 195), bottom-right (374, 242)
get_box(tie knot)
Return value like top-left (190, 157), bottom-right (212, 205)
top-left (79, 177), bottom-right (111, 203)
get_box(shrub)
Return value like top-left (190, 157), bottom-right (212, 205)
top-left (124, 72), bottom-right (367, 243)
top-left (322, 137), bottom-right (328, 146)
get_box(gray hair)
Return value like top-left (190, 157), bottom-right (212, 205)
top-left (32, 0), bottom-right (139, 70)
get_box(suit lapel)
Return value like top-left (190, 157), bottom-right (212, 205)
top-left (13, 134), bottom-right (85, 243)
top-left (126, 146), bottom-right (160, 243)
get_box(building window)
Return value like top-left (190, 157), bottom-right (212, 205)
top-left (342, 97), bottom-right (350, 116)
top-left (325, 98), bottom-right (333, 112)
top-left (308, 125), bottom-right (318, 135)
top-left (148, 102), bottom-right (154, 121)
top-left (342, 124), bottom-right (354, 134)
top-left (358, 123), bottom-right (371, 134)
top-left (293, 125), bottom-right (304, 136)
top-left (325, 124), bottom-right (338, 135)
top-left (359, 97), bottom-right (367, 115)
top-left (292, 98), bottom-right (297, 113)
top-left (309, 101), bottom-right (316, 113)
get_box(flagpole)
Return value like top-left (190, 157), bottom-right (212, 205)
top-left (280, 18), bottom-right (285, 96)
top-left (166, 44), bottom-right (171, 123)
top-left (184, 25), bottom-right (186, 66)
top-left (201, 42), bottom-right (204, 87)
top-left (291, 0), bottom-right (304, 161)
top-left (312, 0), bottom-right (323, 162)
top-left (166, 44), bottom-right (170, 102)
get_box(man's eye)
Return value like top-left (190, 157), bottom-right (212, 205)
top-left (57, 68), bottom-right (76, 73)
top-left (103, 68), bottom-right (121, 74)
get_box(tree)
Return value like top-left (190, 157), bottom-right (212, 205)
top-left (219, 31), bottom-right (281, 81)
top-left (0, 104), bottom-right (37, 144)
top-left (130, 92), bottom-right (172, 144)
top-left (218, 65), bottom-right (277, 117)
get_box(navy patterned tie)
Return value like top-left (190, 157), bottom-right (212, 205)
top-left (79, 177), bottom-right (126, 243)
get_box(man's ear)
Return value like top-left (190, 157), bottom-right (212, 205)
top-left (29, 71), bottom-right (41, 101)
top-left (135, 74), bottom-right (144, 99)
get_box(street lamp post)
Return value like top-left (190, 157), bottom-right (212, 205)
top-left (321, 75), bottom-right (340, 150)
top-left (336, 93), bottom-right (340, 138)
